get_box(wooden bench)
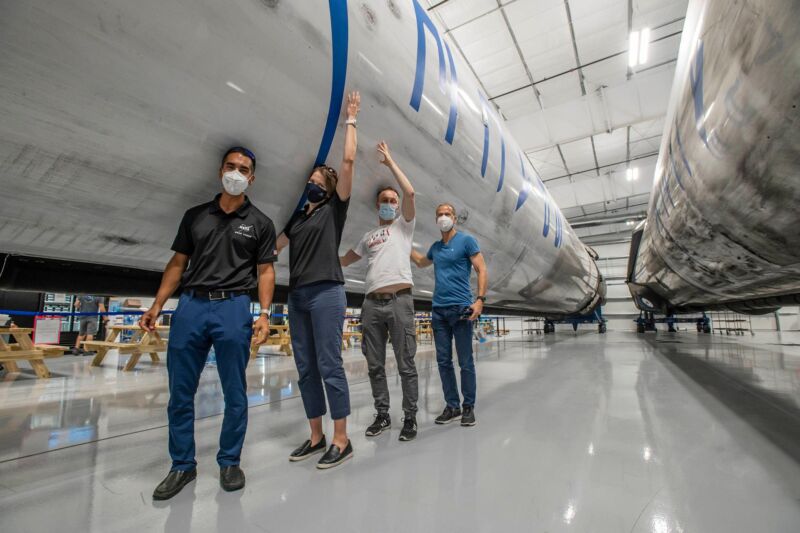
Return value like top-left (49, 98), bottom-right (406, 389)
top-left (416, 324), bottom-right (433, 342)
top-left (85, 325), bottom-right (168, 371)
top-left (6, 343), bottom-right (69, 356)
top-left (250, 324), bottom-right (292, 361)
top-left (342, 331), bottom-right (362, 349)
top-left (0, 327), bottom-right (65, 379)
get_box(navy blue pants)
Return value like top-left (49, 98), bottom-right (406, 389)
top-left (167, 292), bottom-right (252, 471)
top-left (288, 281), bottom-right (350, 420)
top-left (432, 305), bottom-right (476, 408)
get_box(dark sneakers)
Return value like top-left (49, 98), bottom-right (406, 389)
top-left (461, 406), bottom-right (476, 426)
top-left (317, 440), bottom-right (353, 469)
top-left (434, 406), bottom-right (462, 425)
top-left (153, 469), bottom-right (197, 500)
top-left (289, 436), bottom-right (327, 462)
top-left (220, 465), bottom-right (245, 492)
top-left (365, 413), bottom-right (391, 436)
top-left (399, 417), bottom-right (417, 441)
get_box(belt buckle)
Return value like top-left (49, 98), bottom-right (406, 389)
top-left (209, 291), bottom-right (227, 301)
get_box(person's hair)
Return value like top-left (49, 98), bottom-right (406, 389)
top-left (436, 203), bottom-right (457, 217)
top-left (312, 165), bottom-right (338, 196)
top-left (222, 146), bottom-right (256, 170)
top-left (376, 186), bottom-right (400, 201)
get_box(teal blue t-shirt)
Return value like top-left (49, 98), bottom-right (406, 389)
top-left (426, 232), bottom-right (480, 308)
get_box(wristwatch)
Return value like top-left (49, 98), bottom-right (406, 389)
top-left (476, 296), bottom-right (487, 302)
top-left (345, 118), bottom-right (357, 127)
top-left (259, 311), bottom-right (270, 319)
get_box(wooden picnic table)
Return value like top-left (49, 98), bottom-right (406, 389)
top-left (416, 320), bottom-right (433, 342)
top-left (84, 324), bottom-right (168, 371)
top-left (250, 323), bottom-right (292, 360)
top-left (342, 331), bottom-right (362, 350)
top-left (0, 327), bottom-right (67, 379)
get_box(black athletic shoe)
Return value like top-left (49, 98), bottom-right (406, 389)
top-left (289, 436), bottom-right (327, 462)
top-left (152, 469), bottom-right (197, 501)
top-left (365, 413), bottom-right (391, 437)
top-left (399, 417), bottom-right (417, 441)
top-left (461, 406), bottom-right (476, 427)
top-left (317, 440), bottom-right (353, 469)
top-left (220, 465), bottom-right (245, 492)
top-left (434, 406), bottom-right (462, 425)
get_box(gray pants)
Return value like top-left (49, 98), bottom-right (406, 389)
top-left (361, 293), bottom-right (418, 416)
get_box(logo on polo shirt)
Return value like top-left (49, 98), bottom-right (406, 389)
top-left (234, 224), bottom-right (255, 239)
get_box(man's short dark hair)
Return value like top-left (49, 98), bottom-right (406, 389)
top-left (376, 186), bottom-right (400, 201)
top-left (436, 203), bottom-right (456, 217)
top-left (222, 146), bottom-right (256, 170)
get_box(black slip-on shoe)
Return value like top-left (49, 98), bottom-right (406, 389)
top-left (460, 406), bottom-right (476, 427)
top-left (399, 417), bottom-right (417, 441)
top-left (316, 440), bottom-right (353, 470)
top-left (365, 413), bottom-right (391, 437)
top-left (289, 436), bottom-right (327, 462)
top-left (153, 469), bottom-right (197, 501)
top-left (434, 406), bottom-right (462, 424)
top-left (220, 465), bottom-right (245, 492)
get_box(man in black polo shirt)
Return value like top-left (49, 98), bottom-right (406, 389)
top-left (140, 147), bottom-right (276, 500)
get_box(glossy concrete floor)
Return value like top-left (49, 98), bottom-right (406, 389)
top-left (1, 330), bottom-right (800, 532)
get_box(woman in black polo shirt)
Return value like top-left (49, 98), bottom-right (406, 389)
top-left (276, 91), bottom-right (359, 469)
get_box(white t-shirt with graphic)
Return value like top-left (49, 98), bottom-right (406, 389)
top-left (354, 216), bottom-right (415, 294)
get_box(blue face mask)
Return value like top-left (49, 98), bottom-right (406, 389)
top-left (378, 203), bottom-right (397, 221)
top-left (305, 182), bottom-right (327, 203)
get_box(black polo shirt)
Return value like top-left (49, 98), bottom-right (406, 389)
top-left (171, 194), bottom-right (277, 291)
top-left (283, 192), bottom-right (349, 288)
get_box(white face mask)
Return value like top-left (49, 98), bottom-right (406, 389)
top-left (222, 170), bottom-right (249, 196)
top-left (437, 215), bottom-right (454, 232)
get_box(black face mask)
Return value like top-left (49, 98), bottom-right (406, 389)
top-left (305, 182), bottom-right (328, 203)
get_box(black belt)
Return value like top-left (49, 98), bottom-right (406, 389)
top-left (186, 289), bottom-right (250, 301)
top-left (366, 288), bottom-right (412, 301)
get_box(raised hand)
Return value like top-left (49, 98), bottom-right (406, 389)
top-left (377, 141), bottom-right (393, 167)
top-left (346, 91), bottom-right (360, 119)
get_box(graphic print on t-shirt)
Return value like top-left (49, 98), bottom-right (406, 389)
top-left (366, 227), bottom-right (391, 251)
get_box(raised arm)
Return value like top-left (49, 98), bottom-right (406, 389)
top-left (468, 252), bottom-right (489, 320)
top-left (411, 249), bottom-right (433, 268)
top-left (337, 91), bottom-right (360, 201)
top-left (378, 141), bottom-right (415, 221)
top-left (340, 249), bottom-right (362, 267)
top-left (139, 252), bottom-right (190, 331)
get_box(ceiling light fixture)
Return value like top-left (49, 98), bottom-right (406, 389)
top-left (628, 28), bottom-right (651, 67)
top-left (626, 167), bottom-right (639, 181)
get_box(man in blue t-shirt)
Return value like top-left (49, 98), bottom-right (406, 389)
top-left (411, 203), bottom-right (488, 427)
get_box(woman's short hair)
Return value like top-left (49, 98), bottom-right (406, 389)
top-left (313, 165), bottom-right (339, 195)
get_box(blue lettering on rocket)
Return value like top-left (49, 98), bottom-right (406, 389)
top-left (690, 41), bottom-right (707, 146)
top-left (543, 201), bottom-right (550, 238)
top-left (554, 212), bottom-right (562, 248)
top-left (497, 138), bottom-right (506, 192)
top-left (515, 153), bottom-right (531, 211)
top-left (410, 0), bottom-right (458, 145)
top-left (444, 42), bottom-right (458, 145)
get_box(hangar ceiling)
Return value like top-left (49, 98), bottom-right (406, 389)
top-left (423, 0), bottom-right (689, 246)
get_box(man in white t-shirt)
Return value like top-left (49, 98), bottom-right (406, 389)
top-left (341, 141), bottom-right (419, 441)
